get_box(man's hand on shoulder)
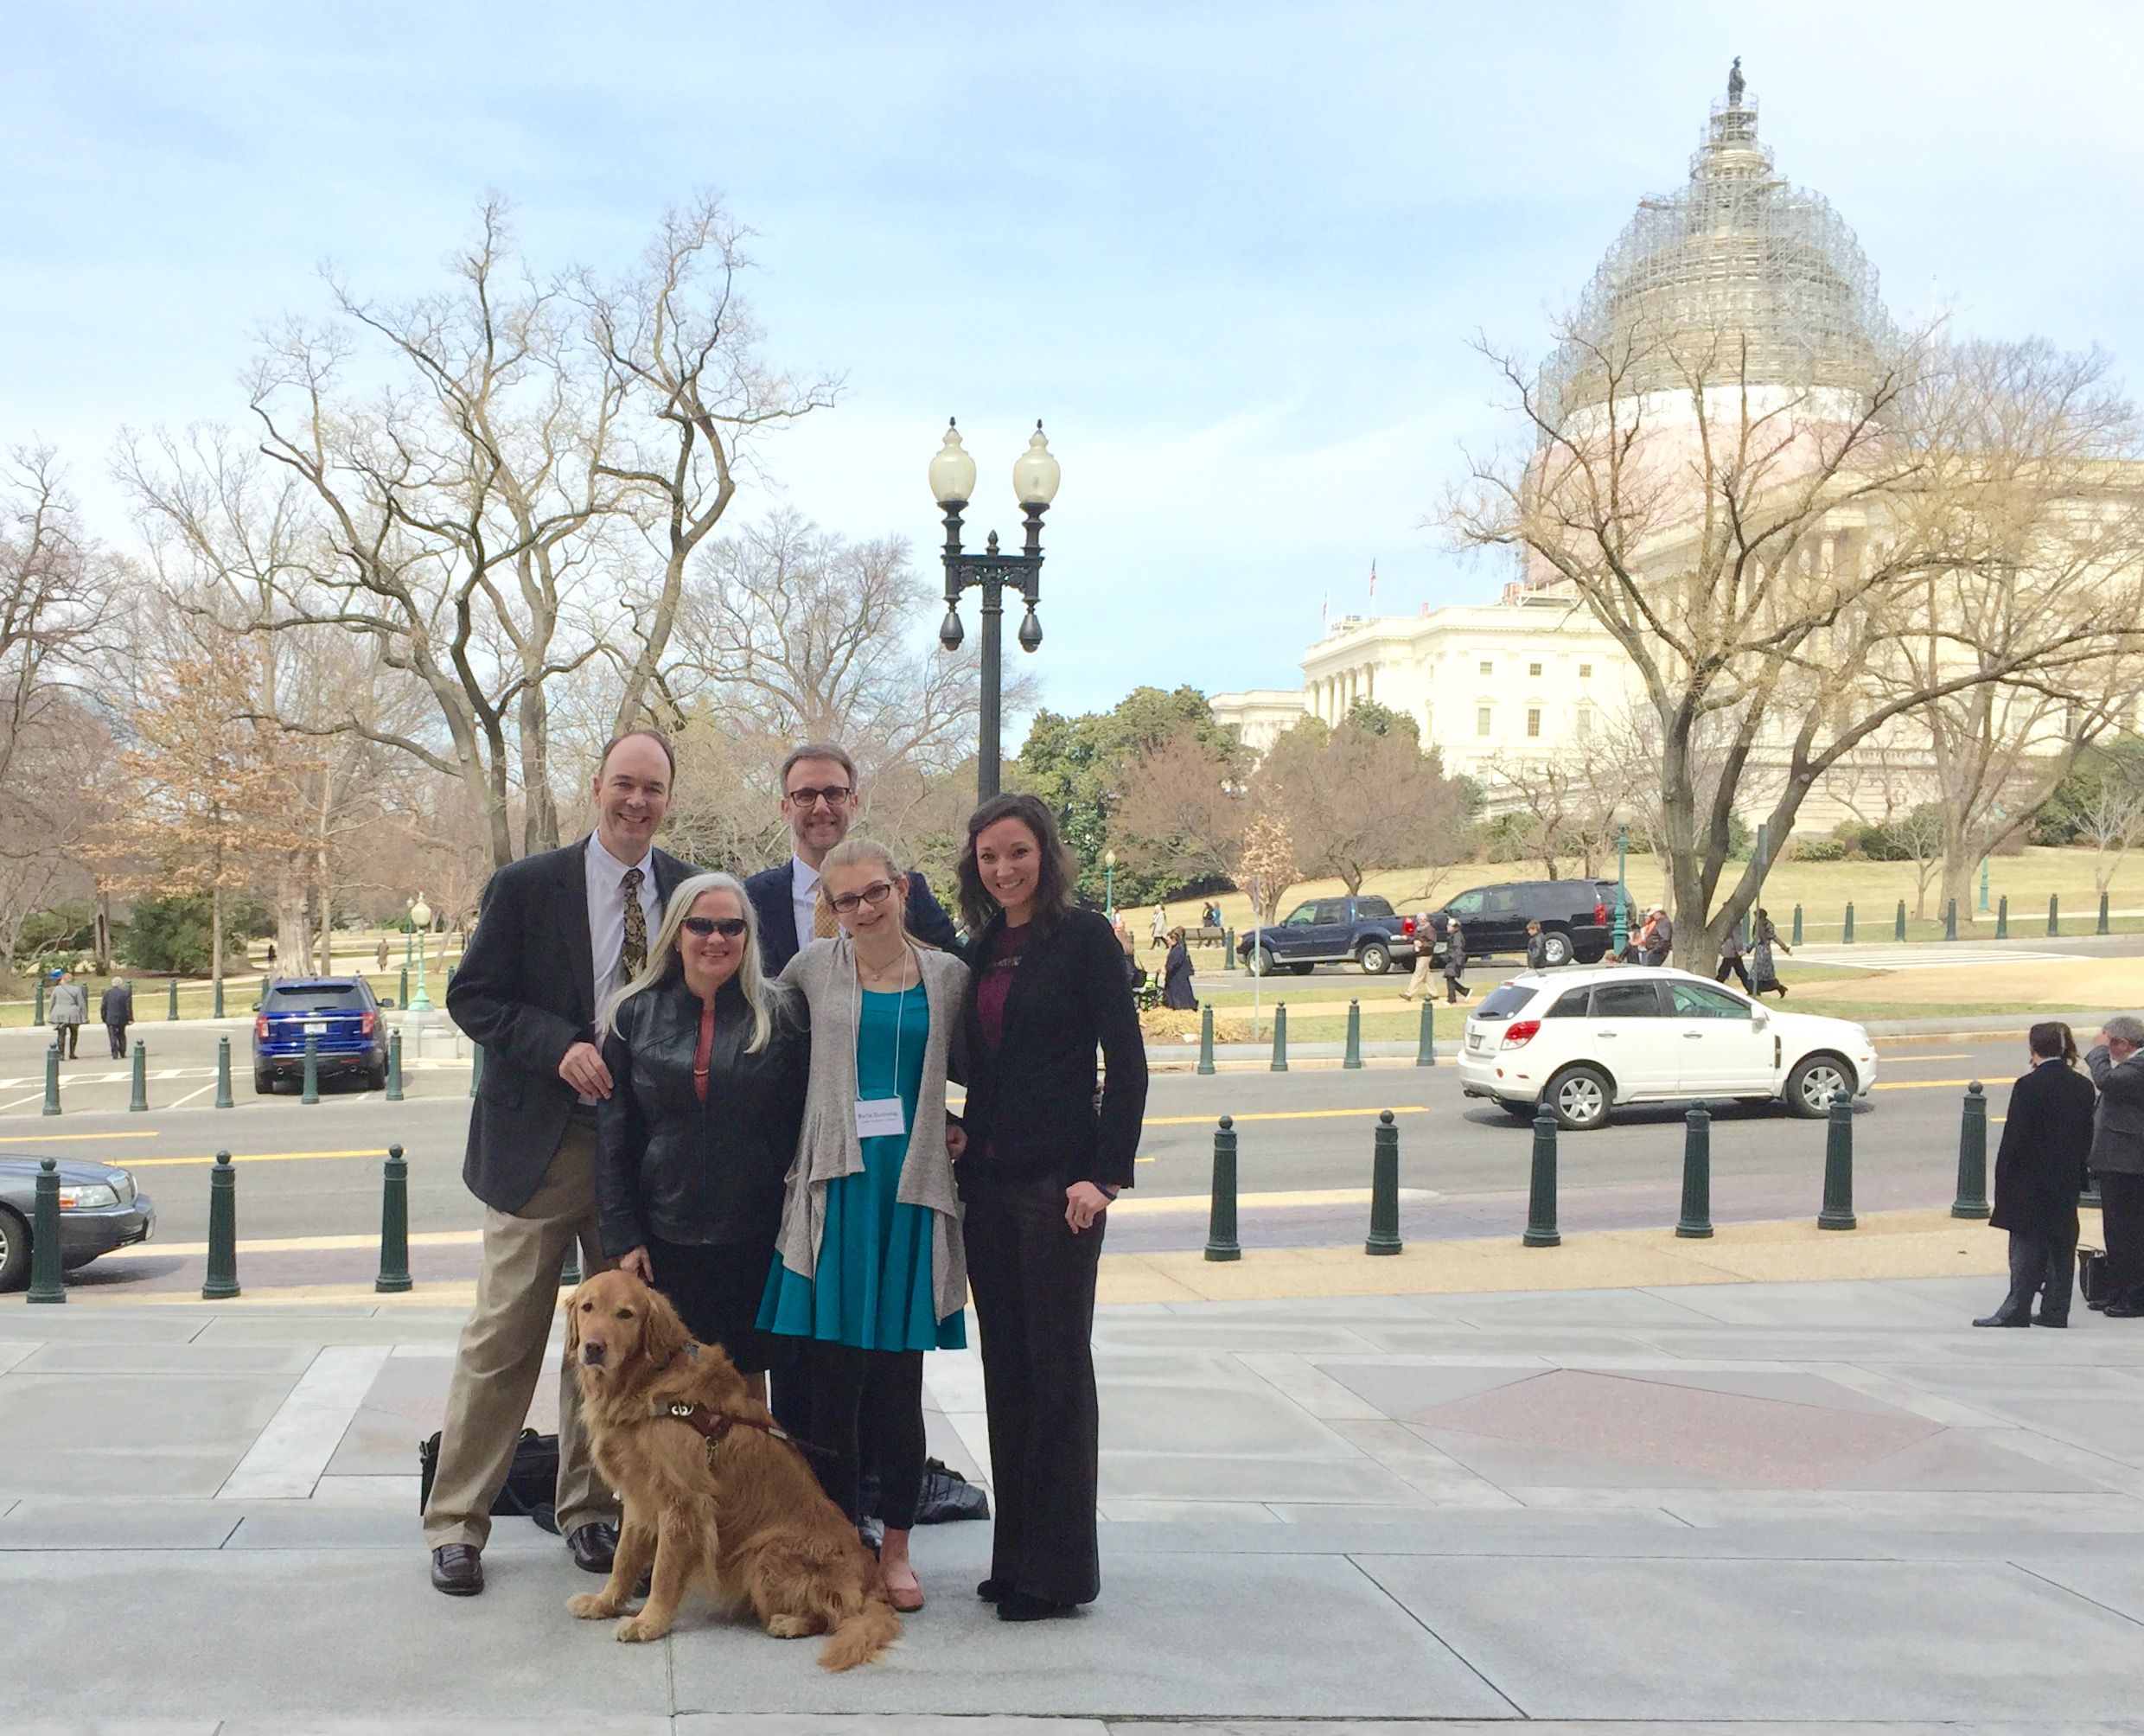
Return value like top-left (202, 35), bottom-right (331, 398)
top-left (559, 1041), bottom-right (614, 1099)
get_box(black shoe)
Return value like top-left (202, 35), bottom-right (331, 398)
top-left (996, 1591), bottom-right (1075, 1622)
top-left (977, 1577), bottom-right (1009, 1602)
top-left (2104, 1299), bottom-right (2144, 1318)
top-left (431, 1544), bottom-right (483, 1596)
top-left (567, 1521), bottom-right (618, 1573)
top-left (2033, 1312), bottom-right (2070, 1328)
top-left (1972, 1310), bottom-right (2031, 1327)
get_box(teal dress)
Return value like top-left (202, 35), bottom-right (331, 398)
top-left (759, 983), bottom-right (967, 1352)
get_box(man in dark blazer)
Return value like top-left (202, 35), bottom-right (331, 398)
top-left (1975, 1024), bottom-right (2098, 1327)
top-left (424, 730), bottom-right (698, 1596)
top-left (743, 742), bottom-right (958, 973)
top-left (2086, 1015), bottom-right (2144, 1317)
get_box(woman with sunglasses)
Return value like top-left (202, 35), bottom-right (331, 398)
top-left (758, 837), bottom-right (969, 1612)
top-left (594, 872), bottom-right (806, 1401)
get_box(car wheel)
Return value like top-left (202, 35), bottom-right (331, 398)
top-left (367, 1063), bottom-right (388, 1091)
top-left (1786, 1054), bottom-right (1855, 1119)
top-left (0, 1207), bottom-right (29, 1292)
top-left (1540, 929), bottom-right (1573, 967)
top-left (1248, 946), bottom-right (1278, 977)
top-left (1287, 962), bottom-right (1314, 975)
top-left (1356, 940), bottom-right (1391, 975)
top-left (1546, 1064), bottom-right (1614, 1132)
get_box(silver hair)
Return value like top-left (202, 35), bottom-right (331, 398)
top-left (598, 871), bottom-right (772, 1053)
top-left (2105, 1014), bottom-right (2144, 1048)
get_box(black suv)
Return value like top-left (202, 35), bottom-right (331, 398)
top-left (1408, 878), bottom-right (1624, 967)
top-left (1239, 895), bottom-right (1410, 976)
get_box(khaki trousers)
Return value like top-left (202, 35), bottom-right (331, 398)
top-left (1405, 954), bottom-right (1437, 1000)
top-left (422, 1115), bottom-right (617, 1551)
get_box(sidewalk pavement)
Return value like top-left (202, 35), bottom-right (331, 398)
top-left (7, 1273), bottom-right (2144, 1732)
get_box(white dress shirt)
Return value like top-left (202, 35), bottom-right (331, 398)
top-left (586, 832), bottom-right (662, 1016)
top-left (790, 854), bottom-right (821, 951)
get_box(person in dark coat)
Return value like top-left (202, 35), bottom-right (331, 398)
top-left (1975, 1022), bottom-right (2097, 1328)
top-left (2085, 1014), bottom-right (2144, 1317)
top-left (1748, 908), bottom-right (1790, 999)
top-left (1160, 928), bottom-right (1197, 1010)
top-left (98, 977), bottom-right (133, 1059)
top-left (1442, 916), bottom-right (1471, 1004)
top-left (1714, 922), bottom-right (1752, 992)
top-left (1524, 920), bottom-right (1549, 972)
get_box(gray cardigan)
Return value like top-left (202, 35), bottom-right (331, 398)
top-left (771, 937), bottom-right (970, 1324)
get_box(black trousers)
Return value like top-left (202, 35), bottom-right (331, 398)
top-left (105, 1024), bottom-right (127, 1058)
top-left (53, 1022), bottom-right (80, 1057)
top-left (1994, 1221), bottom-right (2079, 1321)
top-left (644, 1235), bottom-right (777, 1375)
top-left (2098, 1171), bottom-right (2144, 1307)
top-left (1444, 970), bottom-right (1468, 1005)
top-left (964, 1170), bottom-right (1104, 1606)
top-left (1715, 957), bottom-right (1752, 992)
top-left (801, 1339), bottom-right (925, 1530)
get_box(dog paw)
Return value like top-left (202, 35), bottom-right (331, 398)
top-left (568, 1592), bottom-right (622, 1620)
top-left (615, 1614), bottom-right (672, 1643)
top-left (765, 1613), bottom-right (814, 1639)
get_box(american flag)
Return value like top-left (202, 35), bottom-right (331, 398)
top-left (1369, 558), bottom-right (1377, 602)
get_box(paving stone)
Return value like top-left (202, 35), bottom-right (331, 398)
top-left (676, 1720), bottom-right (1105, 1736)
top-left (0, 1502), bottom-right (239, 1549)
top-left (1101, 1447), bottom-right (1419, 1504)
top-left (1316, 1361), bottom-right (1541, 1418)
top-left (21, 1340), bottom-right (318, 1375)
top-left (0, 1339), bottom-right (38, 1374)
top-left (1827, 1428), bottom-right (2111, 1493)
top-left (0, 1370), bottom-right (297, 1497)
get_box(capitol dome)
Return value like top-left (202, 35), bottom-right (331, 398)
top-left (1545, 61), bottom-right (1893, 417)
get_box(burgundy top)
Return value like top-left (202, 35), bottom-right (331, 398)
top-left (975, 921), bottom-right (1029, 1052)
top-left (692, 999), bottom-right (715, 1104)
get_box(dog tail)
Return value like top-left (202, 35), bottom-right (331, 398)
top-left (817, 1594), bottom-right (901, 1671)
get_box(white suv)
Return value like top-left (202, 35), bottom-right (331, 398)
top-left (1455, 967), bottom-right (1879, 1131)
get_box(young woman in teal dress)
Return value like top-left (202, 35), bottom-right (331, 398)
top-left (760, 836), bottom-right (969, 1612)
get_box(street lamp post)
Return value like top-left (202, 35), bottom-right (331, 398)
top-left (406, 896), bottom-right (434, 1012)
top-left (1103, 849), bottom-right (1117, 916)
top-left (1612, 824), bottom-right (1630, 957)
top-left (934, 420), bottom-right (1061, 802)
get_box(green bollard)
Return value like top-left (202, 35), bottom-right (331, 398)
top-left (301, 1034), bottom-right (320, 1104)
top-left (1676, 1101), bottom-right (1714, 1238)
top-left (2048, 893), bottom-right (2059, 936)
top-left (129, 1040), bottom-right (147, 1113)
top-left (386, 1028), bottom-right (405, 1101)
top-left (1365, 1109), bottom-right (1402, 1255)
top-left (1791, 904), bottom-right (1803, 947)
top-left (1203, 1114), bottom-right (1241, 1261)
top-left (1951, 1082), bottom-right (1991, 1219)
top-left (201, 1152), bottom-right (240, 1299)
top-left (41, 1043), bottom-right (59, 1117)
top-left (1415, 999), bottom-right (1436, 1068)
top-left (469, 1042), bottom-right (484, 1099)
top-left (1944, 898), bottom-right (1957, 941)
top-left (214, 977), bottom-right (225, 1018)
top-left (166, 977), bottom-right (178, 1020)
top-left (561, 1245), bottom-right (583, 1287)
top-left (1843, 901), bottom-right (1855, 944)
top-left (1222, 929), bottom-right (1236, 972)
top-left (375, 1144), bottom-right (412, 1293)
top-left (214, 1036), bottom-right (233, 1109)
top-left (2099, 890), bottom-right (2110, 936)
top-left (1894, 899), bottom-right (1907, 941)
top-left (1196, 1005), bottom-right (1215, 1076)
top-left (1269, 1004), bottom-right (1288, 1073)
top-left (26, 1157), bottom-right (65, 1303)
top-left (1818, 1091), bottom-right (1857, 1230)
top-left (1524, 1107), bottom-right (1560, 1247)
top-left (32, 977), bottom-right (44, 1024)
top-left (1343, 999), bottom-right (1362, 1069)
top-left (399, 964), bottom-right (410, 1006)
top-left (1996, 894), bottom-right (2008, 940)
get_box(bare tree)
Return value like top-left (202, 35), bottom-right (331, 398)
top-left (1108, 726), bottom-right (1249, 890)
top-left (1253, 718), bottom-right (1473, 897)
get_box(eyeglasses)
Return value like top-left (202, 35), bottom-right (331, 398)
top-left (681, 916), bottom-right (749, 939)
top-left (827, 880), bottom-right (897, 916)
top-left (784, 784), bottom-right (853, 808)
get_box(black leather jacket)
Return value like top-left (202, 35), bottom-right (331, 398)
top-left (595, 974), bottom-right (807, 1256)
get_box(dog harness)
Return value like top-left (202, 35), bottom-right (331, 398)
top-left (651, 1345), bottom-right (828, 1464)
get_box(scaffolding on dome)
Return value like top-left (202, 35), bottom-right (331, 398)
top-left (1543, 62), bottom-right (1894, 418)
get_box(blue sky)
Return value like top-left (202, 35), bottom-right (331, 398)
top-left (7, 1), bottom-right (2142, 723)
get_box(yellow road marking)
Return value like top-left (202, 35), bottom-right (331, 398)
top-left (1870, 1078), bottom-right (1990, 1092)
top-left (1875, 1052), bottom-right (1970, 1063)
top-left (0, 1131), bottom-right (162, 1144)
top-left (121, 1147), bottom-right (402, 1168)
top-left (1113, 1186), bottom-right (1435, 1216)
top-left (1145, 1106), bottom-right (1430, 1127)
top-left (102, 1228), bottom-right (482, 1261)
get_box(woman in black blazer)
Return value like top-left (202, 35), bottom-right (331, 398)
top-left (952, 792), bottom-right (1148, 1620)
top-left (1976, 1020), bottom-right (2098, 1328)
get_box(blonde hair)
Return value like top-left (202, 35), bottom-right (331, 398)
top-left (819, 838), bottom-right (912, 941)
top-left (598, 871), bottom-right (773, 1053)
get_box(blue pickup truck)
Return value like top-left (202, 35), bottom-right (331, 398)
top-left (1237, 895), bottom-right (1411, 976)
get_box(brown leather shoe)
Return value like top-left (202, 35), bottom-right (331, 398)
top-left (431, 1544), bottom-right (483, 1596)
top-left (567, 1521), bottom-right (618, 1574)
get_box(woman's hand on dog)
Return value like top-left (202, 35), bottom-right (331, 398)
top-left (618, 1246), bottom-right (654, 1284)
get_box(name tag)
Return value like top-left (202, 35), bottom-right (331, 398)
top-left (854, 1097), bottom-right (906, 1139)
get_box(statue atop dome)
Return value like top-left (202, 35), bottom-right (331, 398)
top-left (1726, 56), bottom-right (1744, 107)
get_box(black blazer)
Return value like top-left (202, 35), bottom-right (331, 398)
top-left (959, 906), bottom-right (1149, 1190)
top-left (1991, 1058), bottom-right (2097, 1237)
top-left (447, 836), bottom-right (696, 1214)
top-left (743, 858), bottom-right (959, 974)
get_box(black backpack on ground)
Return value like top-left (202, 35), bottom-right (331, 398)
top-left (418, 1428), bottom-right (562, 1535)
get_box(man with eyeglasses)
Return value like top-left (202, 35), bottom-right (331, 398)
top-left (743, 742), bottom-right (958, 973)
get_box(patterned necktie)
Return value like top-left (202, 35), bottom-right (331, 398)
top-left (812, 884), bottom-right (838, 939)
top-left (621, 867), bottom-right (647, 978)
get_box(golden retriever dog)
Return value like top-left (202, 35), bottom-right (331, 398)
top-left (564, 1268), bottom-right (901, 1669)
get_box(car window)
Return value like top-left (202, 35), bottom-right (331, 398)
top-left (1668, 981), bottom-right (1753, 1020)
top-left (265, 985), bottom-right (369, 1013)
top-left (1446, 890), bottom-right (1484, 916)
top-left (1356, 897), bottom-right (1394, 917)
top-left (1282, 904), bottom-right (1317, 928)
top-left (1484, 890), bottom-right (1519, 914)
top-left (1544, 986), bottom-right (1592, 1018)
top-left (1590, 981), bottom-right (1662, 1018)
top-left (1311, 901), bottom-right (1343, 923)
top-left (1473, 983), bottom-right (1537, 1021)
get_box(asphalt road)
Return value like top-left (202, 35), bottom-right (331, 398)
top-left (0, 1018), bottom-right (2039, 1299)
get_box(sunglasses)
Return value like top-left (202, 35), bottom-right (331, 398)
top-left (681, 916), bottom-right (749, 939)
top-left (827, 880), bottom-right (897, 916)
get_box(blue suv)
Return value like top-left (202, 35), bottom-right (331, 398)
top-left (253, 977), bottom-right (389, 1094)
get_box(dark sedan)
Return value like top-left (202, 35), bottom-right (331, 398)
top-left (0, 1155), bottom-right (156, 1291)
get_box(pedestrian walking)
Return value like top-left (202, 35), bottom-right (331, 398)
top-left (375, 935), bottom-right (391, 974)
top-left (423, 729), bottom-right (697, 1599)
top-left (1161, 928), bottom-right (1197, 1010)
top-left (1524, 920), bottom-right (1549, 972)
top-left (47, 971), bottom-right (86, 1059)
top-left (759, 837), bottom-right (969, 1613)
top-left (1640, 907), bottom-right (1673, 967)
top-left (1149, 902), bottom-right (1169, 951)
top-left (98, 976), bottom-right (133, 1058)
top-left (2084, 1015), bottom-right (2144, 1318)
top-left (1749, 908), bottom-right (1790, 999)
top-left (1715, 922), bottom-right (1752, 992)
top-left (954, 793), bottom-right (1148, 1621)
top-left (597, 871), bottom-right (805, 1398)
top-left (264, 941), bottom-right (278, 974)
top-left (1975, 1022), bottom-right (2096, 1328)
top-left (1400, 909), bottom-right (1439, 1002)
top-left (1443, 917), bottom-right (1471, 1005)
